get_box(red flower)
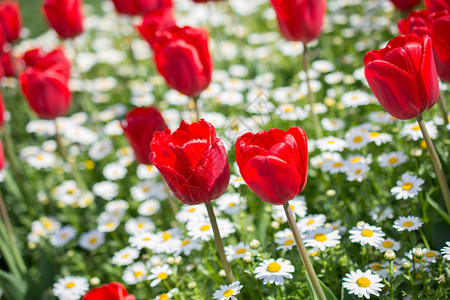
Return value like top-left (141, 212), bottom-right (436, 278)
top-left (389, 0), bottom-right (421, 11)
top-left (153, 26), bottom-right (212, 98)
top-left (19, 48), bottom-right (72, 120)
top-left (191, 0), bottom-right (224, 2)
top-left (1, 50), bottom-right (22, 78)
top-left (399, 10), bottom-right (450, 82)
top-left (122, 107), bottom-right (168, 165)
top-left (426, 0), bottom-right (450, 12)
top-left (364, 34), bottom-right (439, 120)
top-left (270, 0), bottom-right (327, 43)
top-left (0, 1), bottom-right (21, 43)
top-left (43, 0), bottom-right (84, 39)
top-left (150, 119), bottom-right (230, 205)
top-left (137, 7), bottom-right (176, 49)
top-left (0, 91), bottom-right (5, 127)
top-left (0, 141), bottom-right (4, 170)
top-left (235, 127), bottom-right (308, 205)
top-left (82, 282), bottom-right (135, 300)
top-left (111, 0), bottom-right (172, 16)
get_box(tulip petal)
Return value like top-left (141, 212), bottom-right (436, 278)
top-left (242, 155), bottom-right (301, 205)
top-left (418, 35), bottom-right (439, 111)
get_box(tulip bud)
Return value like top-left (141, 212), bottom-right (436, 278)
top-left (43, 0), bottom-right (84, 39)
top-left (0, 1), bottom-right (22, 43)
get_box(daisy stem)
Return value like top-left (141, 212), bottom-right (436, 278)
top-left (416, 114), bottom-right (450, 214)
top-left (438, 90), bottom-right (448, 126)
top-left (0, 191), bottom-right (12, 240)
top-left (418, 228), bottom-right (430, 250)
top-left (191, 96), bottom-right (201, 122)
top-left (283, 202), bottom-right (326, 300)
top-left (302, 43), bottom-right (323, 139)
top-left (276, 285), bottom-right (282, 300)
top-left (204, 201), bottom-right (236, 284)
top-left (389, 260), bottom-right (394, 300)
top-left (54, 119), bottom-right (88, 191)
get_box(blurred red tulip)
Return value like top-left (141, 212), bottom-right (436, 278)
top-left (0, 50), bottom-right (19, 77)
top-left (426, 0), bottom-right (450, 12)
top-left (270, 0), bottom-right (327, 43)
top-left (150, 119), bottom-right (230, 205)
top-left (364, 34), bottom-right (439, 120)
top-left (122, 107), bottom-right (168, 165)
top-left (43, 0), bottom-right (84, 39)
top-left (137, 7), bottom-right (176, 49)
top-left (0, 1), bottom-right (21, 43)
top-left (19, 48), bottom-right (72, 120)
top-left (235, 127), bottom-right (308, 205)
top-left (399, 10), bottom-right (450, 82)
top-left (153, 26), bottom-right (212, 98)
top-left (389, 0), bottom-right (422, 11)
top-left (111, 0), bottom-right (172, 16)
top-left (83, 282), bottom-right (136, 300)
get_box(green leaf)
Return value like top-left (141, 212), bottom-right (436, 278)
top-left (426, 196), bottom-right (450, 224)
top-left (0, 269), bottom-right (27, 300)
top-left (341, 285), bottom-right (358, 300)
top-left (305, 274), bottom-right (338, 300)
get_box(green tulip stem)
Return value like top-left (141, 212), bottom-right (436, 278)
top-left (283, 202), bottom-right (326, 300)
top-left (416, 114), bottom-right (450, 214)
top-left (0, 191), bottom-right (12, 240)
top-left (54, 119), bottom-right (88, 191)
top-left (192, 96), bottom-right (201, 122)
top-left (204, 201), bottom-right (236, 284)
top-left (302, 43), bottom-right (323, 139)
top-left (438, 90), bottom-right (449, 126)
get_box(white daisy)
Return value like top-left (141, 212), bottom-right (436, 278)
top-left (423, 249), bottom-right (440, 263)
top-left (229, 174), bottom-right (246, 188)
top-left (274, 236), bottom-right (296, 251)
top-left (105, 200), bottom-right (129, 219)
top-left (79, 230), bottom-right (105, 250)
top-left (367, 131), bottom-right (392, 146)
top-left (315, 136), bottom-right (347, 152)
top-left (213, 281), bottom-right (243, 300)
top-left (303, 227), bottom-right (341, 251)
top-left (345, 128), bottom-right (370, 150)
top-left (129, 232), bottom-right (157, 250)
top-left (349, 223), bottom-right (385, 247)
top-left (136, 164), bottom-right (159, 180)
top-left (321, 118), bottom-right (345, 132)
top-left (88, 140), bottom-right (113, 161)
top-left (186, 217), bottom-right (235, 241)
top-left (123, 262), bottom-right (148, 285)
top-left (53, 276), bottom-right (89, 300)
top-left (340, 91), bottom-right (371, 108)
top-left (97, 213), bottom-right (121, 233)
top-left (377, 151), bottom-right (407, 168)
top-left (112, 247), bottom-right (140, 266)
top-left (138, 199), bottom-right (161, 216)
top-left (153, 228), bottom-right (183, 254)
top-left (441, 241), bottom-right (450, 261)
top-left (225, 242), bottom-right (250, 261)
top-left (148, 264), bottom-right (173, 287)
top-left (93, 181), bottom-right (118, 201)
top-left (345, 163), bottom-right (370, 182)
top-left (174, 238), bottom-right (202, 256)
top-left (176, 205), bottom-right (208, 224)
top-left (390, 173), bottom-right (424, 200)
top-left (297, 214), bottom-right (326, 232)
top-left (50, 225), bottom-right (77, 247)
top-left (272, 196), bottom-right (307, 221)
top-left (400, 121), bottom-right (437, 141)
top-left (376, 238), bottom-right (401, 253)
top-left (103, 162), bottom-right (127, 180)
top-left (254, 258), bottom-right (295, 285)
top-left (393, 216), bottom-right (423, 232)
top-left (370, 206), bottom-right (394, 222)
top-left (342, 270), bottom-right (383, 299)
top-left (54, 180), bottom-right (82, 206)
top-left (217, 193), bottom-right (247, 215)
top-left (125, 217), bottom-right (155, 235)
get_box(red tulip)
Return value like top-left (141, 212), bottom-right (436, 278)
top-left (153, 26), bottom-right (212, 98)
top-left (111, 0), bottom-right (172, 16)
top-left (0, 91), bottom-right (5, 127)
top-left (150, 119), bottom-right (230, 205)
top-left (137, 7), bottom-right (176, 49)
top-left (364, 34), bottom-right (439, 120)
top-left (43, 0), bottom-right (84, 39)
top-left (399, 10), bottom-right (450, 82)
top-left (192, 0), bottom-right (224, 2)
top-left (235, 127), bottom-right (308, 205)
top-left (270, 0), bottom-right (327, 43)
top-left (426, 0), bottom-right (450, 12)
top-left (82, 282), bottom-right (136, 300)
top-left (0, 1), bottom-right (21, 43)
top-left (121, 107), bottom-right (168, 165)
top-left (389, 0), bottom-right (421, 11)
top-left (23, 48), bottom-right (71, 80)
top-left (1, 50), bottom-right (21, 77)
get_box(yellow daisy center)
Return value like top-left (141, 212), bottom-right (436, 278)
top-left (355, 169), bottom-right (362, 175)
top-left (290, 204), bottom-right (295, 211)
top-left (382, 241), bottom-right (393, 248)
top-left (403, 221), bottom-right (414, 227)
top-left (181, 240), bottom-right (190, 246)
top-left (188, 208), bottom-right (196, 213)
top-left (314, 233), bottom-right (327, 242)
top-left (356, 277), bottom-right (371, 288)
top-left (333, 162), bottom-right (343, 167)
top-left (353, 136), bottom-right (363, 143)
top-left (306, 220), bottom-right (315, 225)
top-left (402, 182), bottom-right (413, 190)
top-left (412, 125), bottom-right (420, 131)
top-left (328, 140), bottom-right (335, 144)
top-left (371, 263), bottom-right (383, 271)
top-left (142, 237), bottom-right (151, 241)
top-left (134, 271), bottom-right (143, 277)
top-left (89, 237), bottom-right (98, 244)
top-left (369, 132), bottom-right (380, 138)
top-left (147, 165), bottom-right (153, 171)
top-left (162, 232), bottom-right (172, 241)
top-left (200, 225), bottom-right (211, 231)
top-left (157, 272), bottom-right (168, 280)
top-left (351, 157), bottom-right (361, 163)
top-left (223, 289), bottom-right (234, 297)
top-left (123, 254), bottom-right (130, 258)
top-left (425, 252), bottom-right (436, 258)
top-left (65, 282), bottom-right (75, 289)
top-left (361, 229), bottom-right (373, 237)
top-left (284, 240), bottom-right (295, 246)
top-left (235, 248), bottom-right (246, 254)
top-left (388, 157), bottom-right (398, 164)
top-left (267, 262), bottom-right (281, 273)
top-left (228, 202), bottom-right (236, 207)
